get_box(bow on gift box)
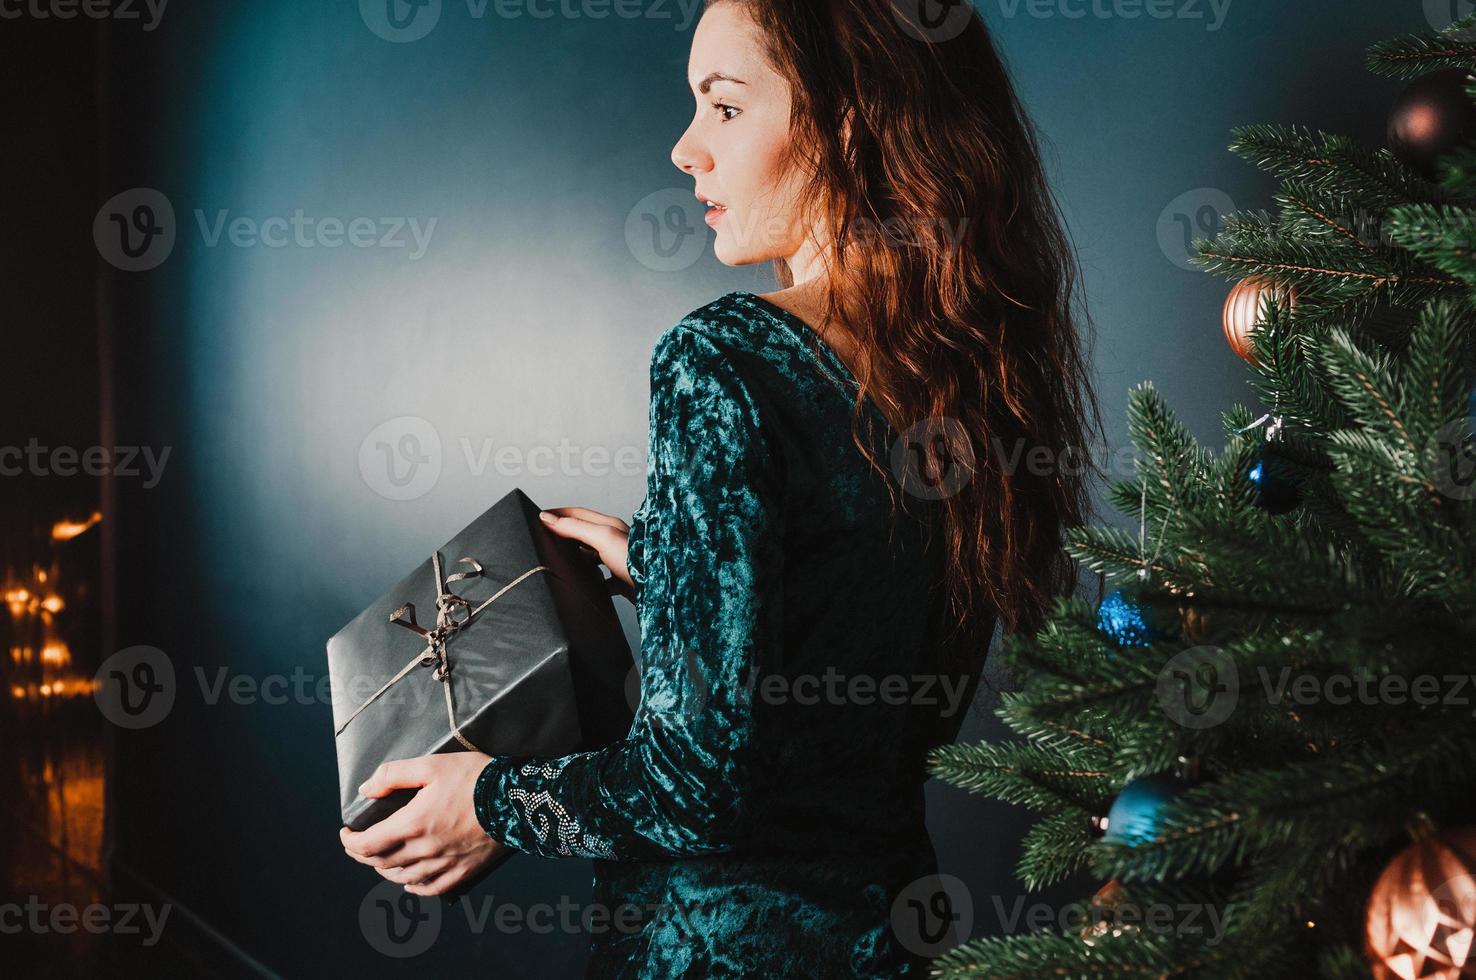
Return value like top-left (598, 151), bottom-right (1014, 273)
top-left (334, 550), bottom-right (550, 752)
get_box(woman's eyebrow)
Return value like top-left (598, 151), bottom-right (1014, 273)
top-left (694, 71), bottom-right (747, 94)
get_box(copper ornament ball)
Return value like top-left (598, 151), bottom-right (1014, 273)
top-left (1364, 825), bottom-right (1476, 980)
top-left (1222, 276), bottom-right (1297, 366)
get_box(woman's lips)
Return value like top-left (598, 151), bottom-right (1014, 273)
top-left (704, 204), bottom-right (728, 226)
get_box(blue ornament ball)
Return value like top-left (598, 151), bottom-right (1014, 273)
top-left (1249, 445), bottom-right (1299, 514)
top-left (1096, 588), bottom-right (1177, 647)
top-left (1102, 773), bottom-right (1194, 847)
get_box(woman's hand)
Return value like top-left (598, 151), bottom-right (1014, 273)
top-left (540, 507), bottom-right (635, 603)
top-left (339, 752), bottom-right (509, 897)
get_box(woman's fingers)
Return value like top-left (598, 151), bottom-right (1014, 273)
top-left (541, 506), bottom-right (628, 532)
top-left (405, 863), bottom-right (467, 897)
top-left (544, 515), bottom-right (628, 557)
top-left (376, 855), bottom-right (454, 885)
top-left (539, 509), bottom-right (635, 602)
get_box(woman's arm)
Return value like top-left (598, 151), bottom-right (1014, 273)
top-left (472, 321), bottom-right (785, 860)
top-left (340, 320), bottom-right (784, 891)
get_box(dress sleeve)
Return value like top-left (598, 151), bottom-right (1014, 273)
top-left (471, 320), bottom-right (785, 860)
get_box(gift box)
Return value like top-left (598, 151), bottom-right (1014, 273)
top-left (326, 487), bottom-right (635, 833)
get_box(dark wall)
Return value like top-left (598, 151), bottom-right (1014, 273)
top-left (95, 1), bottom-right (1430, 976)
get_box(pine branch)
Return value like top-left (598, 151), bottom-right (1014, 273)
top-left (1088, 722), bottom-right (1476, 883)
top-left (928, 927), bottom-right (1194, 980)
top-left (1017, 809), bottom-right (1096, 890)
top-left (1385, 202), bottom-right (1476, 282)
top-left (1366, 15), bottom-right (1476, 80)
top-left (1223, 124), bottom-right (1443, 210)
top-left (927, 740), bottom-right (1110, 813)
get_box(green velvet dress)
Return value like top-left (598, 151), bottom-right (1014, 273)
top-left (473, 289), bottom-right (994, 978)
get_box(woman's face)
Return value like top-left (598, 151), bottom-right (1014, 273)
top-left (670, 3), bottom-right (813, 269)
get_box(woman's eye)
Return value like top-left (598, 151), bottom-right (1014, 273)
top-left (712, 102), bottom-right (739, 122)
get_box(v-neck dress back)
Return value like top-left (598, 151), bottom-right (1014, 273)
top-left (474, 289), bottom-right (996, 978)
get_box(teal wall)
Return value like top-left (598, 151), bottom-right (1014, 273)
top-left (104, 1), bottom-right (1432, 974)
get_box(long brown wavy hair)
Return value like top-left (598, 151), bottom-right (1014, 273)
top-left (708, 0), bottom-right (1105, 649)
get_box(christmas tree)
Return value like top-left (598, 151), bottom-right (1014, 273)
top-left (928, 14), bottom-right (1476, 980)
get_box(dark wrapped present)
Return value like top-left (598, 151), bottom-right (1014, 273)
top-left (326, 487), bottom-right (634, 834)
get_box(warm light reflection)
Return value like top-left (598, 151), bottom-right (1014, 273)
top-left (9, 676), bottom-right (98, 700)
top-left (51, 510), bottom-right (103, 542)
top-left (41, 640), bottom-right (71, 666)
top-left (6, 587), bottom-right (31, 618)
top-left (42, 594), bottom-right (64, 615)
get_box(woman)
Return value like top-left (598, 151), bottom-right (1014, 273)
top-left (340, 0), bottom-right (1101, 975)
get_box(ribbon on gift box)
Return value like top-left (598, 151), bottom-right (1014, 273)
top-left (334, 551), bottom-right (550, 751)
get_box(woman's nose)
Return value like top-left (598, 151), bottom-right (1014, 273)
top-left (670, 124), bottom-right (711, 175)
